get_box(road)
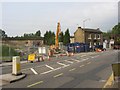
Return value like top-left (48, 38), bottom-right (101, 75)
top-left (2, 50), bottom-right (120, 88)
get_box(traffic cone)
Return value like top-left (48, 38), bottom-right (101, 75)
top-left (71, 53), bottom-right (74, 56)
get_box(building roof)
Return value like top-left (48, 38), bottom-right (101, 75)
top-left (70, 36), bottom-right (74, 38)
top-left (75, 27), bottom-right (102, 33)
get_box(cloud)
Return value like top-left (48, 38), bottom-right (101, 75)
top-left (2, 2), bottom-right (118, 37)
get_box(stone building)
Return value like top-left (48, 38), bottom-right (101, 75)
top-left (74, 27), bottom-right (103, 47)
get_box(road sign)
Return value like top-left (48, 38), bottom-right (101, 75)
top-left (28, 54), bottom-right (35, 61)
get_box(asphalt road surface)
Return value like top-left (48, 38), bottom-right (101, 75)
top-left (2, 50), bottom-right (120, 88)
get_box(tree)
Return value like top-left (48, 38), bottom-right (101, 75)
top-left (0, 29), bottom-right (7, 38)
top-left (112, 23), bottom-right (120, 34)
top-left (63, 28), bottom-right (70, 45)
top-left (59, 31), bottom-right (64, 42)
top-left (44, 31), bottom-right (55, 45)
top-left (35, 30), bottom-right (41, 37)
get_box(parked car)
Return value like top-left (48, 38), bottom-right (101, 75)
top-left (113, 44), bottom-right (120, 49)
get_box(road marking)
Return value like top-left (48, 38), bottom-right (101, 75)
top-left (65, 60), bottom-right (73, 64)
top-left (71, 59), bottom-right (80, 62)
top-left (80, 65), bottom-right (85, 67)
top-left (81, 58), bottom-right (89, 62)
top-left (69, 68), bottom-right (76, 71)
top-left (99, 80), bottom-right (106, 82)
top-left (41, 70), bottom-right (53, 74)
top-left (21, 68), bottom-right (30, 71)
top-left (57, 62), bottom-right (68, 66)
top-left (54, 73), bottom-right (63, 78)
top-left (103, 73), bottom-right (114, 88)
top-left (30, 68), bottom-right (38, 75)
top-left (87, 62), bottom-right (91, 64)
top-left (91, 55), bottom-right (99, 58)
top-left (91, 56), bottom-right (95, 58)
top-left (27, 81), bottom-right (43, 87)
top-left (80, 55), bottom-right (86, 57)
top-left (45, 64), bottom-right (54, 70)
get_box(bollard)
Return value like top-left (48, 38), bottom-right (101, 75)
top-left (12, 56), bottom-right (22, 76)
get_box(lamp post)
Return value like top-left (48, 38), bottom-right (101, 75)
top-left (83, 18), bottom-right (90, 28)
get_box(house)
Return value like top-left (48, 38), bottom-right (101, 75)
top-left (70, 36), bottom-right (75, 43)
top-left (74, 27), bottom-right (103, 48)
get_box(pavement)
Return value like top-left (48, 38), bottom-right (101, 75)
top-left (1, 50), bottom-right (120, 88)
top-left (0, 73), bottom-right (26, 86)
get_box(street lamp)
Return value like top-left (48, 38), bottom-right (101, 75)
top-left (83, 18), bottom-right (90, 28)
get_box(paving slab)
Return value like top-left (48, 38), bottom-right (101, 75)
top-left (0, 73), bottom-right (27, 86)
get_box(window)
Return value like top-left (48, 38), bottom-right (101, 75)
top-left (94, 42), bottom-right (96, 45)
top-left (94, 34), bottom-right (97, 39)
top-left (99, 42), bottom-right (101, 45)
top-left (97, 34), bottom-right (100, 39)
top-left (88, 34), bottom-right (91, 39)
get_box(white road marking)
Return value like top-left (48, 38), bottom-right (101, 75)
top-left (91, 55), bottom-right (99, 58)
top-left (30, 68), bottom-right (38, 75)
top-left (87, 62), bottom-right (91, 64)
top-left (54, 73), bottom-right (63, 78)
top-left (80, 55), bottom-right (86, 57)
top-left (57, 62), bottom-right (68, 66)
top-left (21, 68), bottom-right (30, 71)
top-left (27, 81), bottom-right (43, 87)
top-left (69, 68), bottom-right (76, 71)
top-left (80, 65), bottom-right (85, 67)
top-left (65, 60), bottom-right (73, 64)
top-left (99, 80), bottom-right (106, 82)
top-left (41, 70), bottom-right (53, 74)
top-left (45, 64), bottom-right (54, 70)
top-left (91, 57), bottom-right (95, 58)
top-left (81, 58), bottom-right (89, 61)
top-left (71, 59), bottom-right (80, 62)
top-left (41, 67), bottom-right (62, 75)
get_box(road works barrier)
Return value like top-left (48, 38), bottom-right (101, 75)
top-left (12, 56), bottom-right (22, 76)
top-left (28, 54), bottom-right (35, 63)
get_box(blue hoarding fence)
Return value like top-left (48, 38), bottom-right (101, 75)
top-left (67, 42), bottom-right (90, 53)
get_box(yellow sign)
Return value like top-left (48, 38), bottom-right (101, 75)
top-left (17, 63), bottom-right (21, 71)
top-left (28, 54), bottom-right (35, 61)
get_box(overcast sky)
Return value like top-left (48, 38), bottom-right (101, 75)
top-left (1, 0), bottom-right (119, 37)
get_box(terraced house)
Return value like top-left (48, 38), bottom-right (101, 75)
top-left (74, 27), bottom-right (103, 48)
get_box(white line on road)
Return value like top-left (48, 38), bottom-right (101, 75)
top-left (80, 65), bottom-right (85, 67)
top-left (91, 57), bottom-right (95, 58)
top-left (30, 68), bottom-right (38, 75)
top-left (71, 59), bottom-right (80, 62)
top-left (69, 68), bottom-right (76, 71)
top-left (80, 55), bottom-right (86, 57)
top-left (40, 70), bottom-right (53, 74)
top-left (65, 60), bottom-right (73, 64)
top-left (87, 62), bottom-right (91, 64)
top-left (82, 58), bottom-right (89, 61)
top-left (54, 73), bottom-right (63, 78)
top-left (57, 62), bottom-right (68, 66)
top-left (27, 81), bottom-right (43, 87)
top-left (45, 64), bottom-right (54, 70)
top-left (91, 55), bottom-right (99, 58)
